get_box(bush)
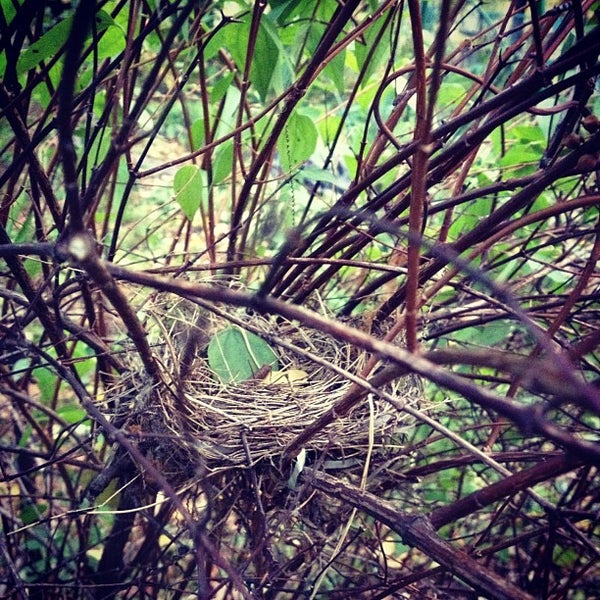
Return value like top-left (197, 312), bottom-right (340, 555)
top-left (1, 1), bottom-right (599, 597)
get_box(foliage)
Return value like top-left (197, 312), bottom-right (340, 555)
top-left (1, 0), bottom-right (599, 598)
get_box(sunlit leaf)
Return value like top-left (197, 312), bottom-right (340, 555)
top-left (57, 404), bottom-right (88, 424)
top-left (263, 368), bottom-right (308, 386)
top-left (279, 112), bottom-right (318, 172)
top-left (97, 25), bottom-right (126, 59)
top-left (323, 48), bottom-right (345, 95)
top-left (173, 165), bottom-right (203, 221)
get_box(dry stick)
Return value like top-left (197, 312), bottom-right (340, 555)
top-left (366, 0), bottom-right (466, 167)
top-left (321, 368), bottom-right (575, 517)
top-left (309, 394), bottom-right (377, 600)
top-left (66, 231), bottom-right (159, 380)
top-left (135, 0), bottom-right (397, 183)
top-left (90, 274), bottom-right (593, 568)
top-left (0, 233), bottom-right (70, 361)
top-left (421, 194), bottom-right (600, 307)
top-left (0, 283), bottom-right (124, 377)
top-left (3, 387), bottom-right (103, 474)
top-left (377, 90), bottom-right (600, 317)
top-left (0, 82), bottom-right (62, 222)
top-left (231, 0), bottom-right (267, 258)
top-left (194, 15), bottom-right (242, 265)
top-left (424, 347), bottom-right (594, 406)
top-left (488, 217), bottom-right (600, 446)
top-left (354, 4), bottom-right (405, 177)
top-left (438, 148), bottom-right (478, 243)
top-left (296, 20), bottom-right (600, 304)
top-left (404, 450), bottom-right (563, 477)
top-left (361, 187), bottom-right (600, 411)
top-left (428, 453), bottom-right (584, 530)
top-left (0, 533), bottom-right (27, 600)
top-left (86, 3), bottom-right (197, 258)
top-left (305, 468), bottom-right (535, 600)
top-left (570, 328), bottom-right (600, 361)
top-left (177, 296), bottom-right (559, 504)
top-left (405, 0), bottom-right (450, 352)
top-left (405, 0), bottom-right (428, 352)
top-left (418, 194), bottom-right (600, 404)
top-left (294, 53), bottom-right (597, 311)
top-left (226, 0), bottom-right (363, 266)
top-left (56, 0), bottom-right (97, 233)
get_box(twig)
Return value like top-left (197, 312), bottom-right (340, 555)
top-left (429, 453), bottom-right (584, 529)
top-left (66, 231), bottom-right (159, 379)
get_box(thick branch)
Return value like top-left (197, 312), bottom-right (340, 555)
top-left (306, 468), bottom-right (535, 600)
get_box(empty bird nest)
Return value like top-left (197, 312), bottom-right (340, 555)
top-left (101, 291), bottom-right (423, 488)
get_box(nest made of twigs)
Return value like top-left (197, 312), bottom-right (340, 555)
top-left (104, 294), bottom-right (421, 485)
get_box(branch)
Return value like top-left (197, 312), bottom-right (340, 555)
top-left (57, 0), bottom-right (97, 233)
top-left (65, 231), bottom-right (159, 379)
top-left (305, 468), bottom-right (535, 600)
top-left (429, 453), bottom-right (584, 529)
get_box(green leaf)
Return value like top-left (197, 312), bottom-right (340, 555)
top-left (20, 501), bottom-right (47, 526)
top-left (216, 15), bottom-right (281, 101)
top-left (0, 0), bottom-right (21, 25)
top-left (437, 81), bottom-right (467, 109)
top-left (298, 166), bottom-right (341, 186)
top-left (354, 16), bottom-right (389, 86)
top-left (212, 141), bottom-right (234, 184)
top-left (84, 129), bottom-right (111, 184)
top-left (173, 165), bottom-right (203, 221)
top-left (57, 404), bottom-right (88, 424)
top-left (72, 341), bottom-right (96, 381)
top-left (322, 47), bottom-right (345, 96)
top-left (279, 112), bottom-right (318, 172)
top-left (17, 10), bottom-right (115, 75)
top-left (252, 19), bottom-right (282, 99)
top-left (498, 144), bottom-right (541, 175)
top-left (191, 119), bottom-right (205, 151)
top-left (35, 365), bottom-right (58, 404)
top-left (17, 18), bottom-right (72, 74)
top-left (210, 72), bottom-right (235, 104)
top-left (10, 357), bottom-right (31, 380)
top-left (553, 545), bottom-right (579, 568)
top-left (268, 0), bottom-right (307, 24)
top-left (97, 24), bottom-right (126, 60)
top-left (207, 326), bottom-right (279, 384)
top-left (450, 323), bottom-right (511, 347)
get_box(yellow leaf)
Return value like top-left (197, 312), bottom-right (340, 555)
top-left (264, 369), bottom-right (309, 386)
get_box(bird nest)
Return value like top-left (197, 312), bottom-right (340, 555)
top-left (102, 294), bottom-right (422, 488)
